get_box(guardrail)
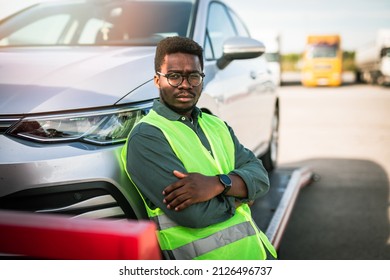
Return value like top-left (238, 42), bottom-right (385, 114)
top-left (251, 166), bottom-right (313, 250)
top-left (265, 166), bottom-right (313, 249)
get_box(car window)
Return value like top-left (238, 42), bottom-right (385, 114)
top-left (0, 0), bottom-right (196, 47)
top-left (205, 2), bottom-right (236, 60)
top-left (78, 18), bottom-right (106, 44)
top-left (204, 32), bottom-right (214, 59)
top-left (228, 8), bottom-right (250, 37)
top-left (0, 14), bottom-right (71, 46)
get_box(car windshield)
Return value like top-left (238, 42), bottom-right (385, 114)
top-left (307, 44), bottom-right (338, 58)
top-left (0, 0), bottom-right (197, 47)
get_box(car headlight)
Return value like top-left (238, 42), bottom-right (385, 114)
top-left (7, 105), bottom-right (149, 145)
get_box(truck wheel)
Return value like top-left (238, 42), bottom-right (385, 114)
top-left (377, 75), bottom-right (385, 86)
top-left (355, 71), bottom-right (362, 83)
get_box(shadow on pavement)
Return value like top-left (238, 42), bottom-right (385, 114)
top-left (277, 158), bottom-right (390, 260)
top-left (280, 81), bottom-right (302, 87)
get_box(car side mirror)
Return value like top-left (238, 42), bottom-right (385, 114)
top-left (217, 36), bottom-right (265, 69)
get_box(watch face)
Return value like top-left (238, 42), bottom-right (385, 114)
top-left (219, 174), bottom-right (232, 186)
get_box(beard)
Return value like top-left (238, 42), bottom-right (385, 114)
top-left (159, 87), bottom-right (199, 115)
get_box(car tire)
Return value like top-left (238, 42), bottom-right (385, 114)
top-left (261, 104), bottom-right (279, 172)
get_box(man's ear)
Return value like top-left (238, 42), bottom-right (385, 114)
top-left (154, 74), bottom-right (160, 88)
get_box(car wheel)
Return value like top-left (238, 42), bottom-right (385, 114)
top-left (261, 105), bottom-right (279, 172)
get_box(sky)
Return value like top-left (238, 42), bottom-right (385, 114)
top-left (224, 0), bottom-right (390, 53)
top-left (1, 0), bottom-right (389, 54)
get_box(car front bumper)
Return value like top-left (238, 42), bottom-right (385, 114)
top-left (0, 134), bottom-right (146, 220)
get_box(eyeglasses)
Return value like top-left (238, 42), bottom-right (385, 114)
top-left (157, 72), bottom-right (205, 87)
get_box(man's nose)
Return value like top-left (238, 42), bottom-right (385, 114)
top-left (179, 77), bottom-right (192, 88)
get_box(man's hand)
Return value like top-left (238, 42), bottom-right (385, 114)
top-left (162, 170), bottom-right (223, 211)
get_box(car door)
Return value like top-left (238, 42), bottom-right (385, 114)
top-left (198, 1), bottom-right (275, 155)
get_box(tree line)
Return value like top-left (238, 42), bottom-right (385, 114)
top-left (281, 51), bottom-right (356, 72)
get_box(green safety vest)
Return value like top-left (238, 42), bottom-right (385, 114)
top-left (122, 109), bottom-right (277, 260)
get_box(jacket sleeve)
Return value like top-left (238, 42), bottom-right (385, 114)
top-left (226, 124), bottom-right (270, 201)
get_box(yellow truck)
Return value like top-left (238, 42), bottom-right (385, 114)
top-left (301, 34), bottom-right (342, 87)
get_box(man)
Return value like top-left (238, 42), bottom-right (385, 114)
top-left (122, 36), bottom-right (277, 260)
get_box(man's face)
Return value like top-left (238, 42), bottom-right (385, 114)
top-left (154, 52), bottom-right (203, 117)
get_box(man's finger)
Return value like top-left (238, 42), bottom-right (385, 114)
top-left (173, 170), bottom-right (188, 179)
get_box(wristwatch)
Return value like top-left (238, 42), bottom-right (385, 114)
top-left (218, 174), bottom-right (232, 195)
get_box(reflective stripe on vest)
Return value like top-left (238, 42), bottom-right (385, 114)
top-left (168, 221), bottom-right (256, 259)
top-left (121, 109), bottom-right (277, 259)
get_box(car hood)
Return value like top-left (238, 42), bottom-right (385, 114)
top-left (0, 46), bottom-right (156, 115)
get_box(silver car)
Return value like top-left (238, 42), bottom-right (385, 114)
top-left (0, 0), bottom-right (279, 220)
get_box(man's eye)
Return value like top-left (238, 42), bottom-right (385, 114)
top-left (168, 73), bottom-right (181, 80)
top-left (189, 74), bottom-right (201, 79)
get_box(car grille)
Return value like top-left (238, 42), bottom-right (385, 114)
top-left (0, 117), bottom-right (21, 134)
top-left (0, 182), bottom-right (137, 220)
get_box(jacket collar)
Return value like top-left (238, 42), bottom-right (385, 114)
top-left (152, 99), bottom-right (202, 121)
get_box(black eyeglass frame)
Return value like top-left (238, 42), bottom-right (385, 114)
top-left (156, 71), bottom-right (205, 87)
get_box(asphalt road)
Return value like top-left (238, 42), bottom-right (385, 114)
top-left (274, 82), bottom-right (390, 260)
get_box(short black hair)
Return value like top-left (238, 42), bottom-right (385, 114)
top-left (154, 36), bottom-right (204, 72)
